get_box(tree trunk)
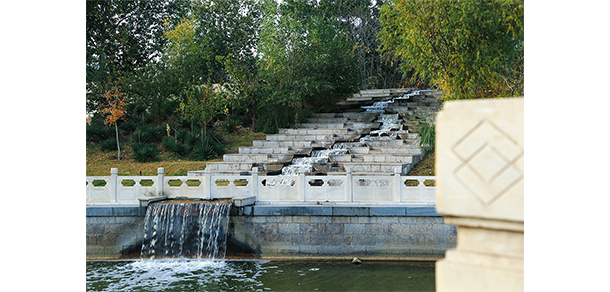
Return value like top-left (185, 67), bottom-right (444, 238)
top-left (252, 106), bottom-right (257, 132)
top-left (115, 123), bottom-right (121, 160)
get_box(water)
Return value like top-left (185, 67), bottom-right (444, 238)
top-left (141, 201), bottom-right (231, 260)
top-left (86, 260), bottom-right (436, 291)
top-left (281, 148), bottom-right (348, 175)
top-left (362, 101), bottom-right (393, 113)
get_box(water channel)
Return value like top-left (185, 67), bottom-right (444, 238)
top-left (87, 259), bottom-right (435, 291)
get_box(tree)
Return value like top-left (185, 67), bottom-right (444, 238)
top-left (99, 85), bottom-right (129, 160)
top-left (257, 0), bottom-right (359, 130)
top-left (86, 0), bottom-right (189, 112)
top-left (180, 82), bottom-right (226, 145)
top-left (378, 0), bottom-right (524, 100)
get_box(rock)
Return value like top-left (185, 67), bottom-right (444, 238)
top-left (352, 257), bottom-right (362, 265)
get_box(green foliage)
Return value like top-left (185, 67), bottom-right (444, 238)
top-left (86, 125), bottom-right (115, 143)
top-left (131, 126), bottom-right (163, 144)
top-left (221, 118), bottom-right (241, 133)
top-left (99, 139), bottom-right (118, 151)
top-left (189, 144), bottom-right (217, 161)
top-left (162, 136), bottom-right (190, 158)
top-left (132, 143), bottom-right (160, 162)
top-left (257, 0), bottom-right (360, 128)
top-left (379, 0), bottom-right (524, 100)
top-left (417, 122), bottom-right (436, 151)
top-left (86, 0), bottom-right (189, 112)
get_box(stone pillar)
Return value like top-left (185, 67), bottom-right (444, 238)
top-left (298, 168), bottom-right (306, 202)
top-left (393, 166), bottom-right (402, 202)
top-left (435, 98), bottom-right (524, 292)
top-left (251, 167), bottom-right (259, 197)
top-left (110, 168), bottom-right (118, 203)
top-left (345, 166), bottom-right (353, 202)
top-left (157, 167), bottom-right (165, 196)
top-left (205, 167), bottom-right (212, 200)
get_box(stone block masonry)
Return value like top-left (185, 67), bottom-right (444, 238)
top-left (228, 205), bottom-right (456, 261)
top-left (86, 206), bottom-right (146, 259)
top-left (86, 204), bottom-right (457, 260)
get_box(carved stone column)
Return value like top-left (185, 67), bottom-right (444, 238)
top-left (435, 98), bottom-right (524, 292)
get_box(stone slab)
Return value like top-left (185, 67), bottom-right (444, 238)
top-left (436, 98), bottom-right (524, 223)
top-left (406, 206), bottom-right (441, 217)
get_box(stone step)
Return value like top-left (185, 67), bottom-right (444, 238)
top-left (310, 113), bottom-right (339, 119)
top-left (279, 128), bottom-right (350, 135)
top-left (348, 146), bottom-right (422, 155)
top-left (340, 162), bottom-right (412, 175)
top-left (329, 154), bottom-right (414, 164)
top-left (238, 147), bottom-right (292, 154)
top-left (266, 133), bottom-right (362, 142)
top-left (306, 117), bottom-right (350, 124)
top-left (363, 140), bottom-right (409, 147)
top-left (205, 162), bottom-right (254, 172)
top-left (222, 154), bottom-right (294, 164)
top-left (252, 140), bottom-right (334, 149)
top-left (299, 122), bottom-right (380, 129)
top-left (299, 123), bottom-right (347, 129)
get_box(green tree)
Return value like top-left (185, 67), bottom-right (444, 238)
top-left (180, 81), bottom-right (226, 145)
top-left (86, 0), bottom-right (189, 112)
top-left (378, 0), bottom-right (524, 100)
top-left (258, 0), bottom-right (359, 131)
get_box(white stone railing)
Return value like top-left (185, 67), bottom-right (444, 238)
top-left (86, 167), bottom-right (435, 205)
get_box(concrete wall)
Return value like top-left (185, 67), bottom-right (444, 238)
top-left (86, 204), bottom-right (457, 260)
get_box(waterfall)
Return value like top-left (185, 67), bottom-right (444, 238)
top-left (140, 201), bottom-right (231, 260)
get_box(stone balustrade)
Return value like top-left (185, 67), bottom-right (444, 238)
top-left (86, 167), bottom-right (436, 206)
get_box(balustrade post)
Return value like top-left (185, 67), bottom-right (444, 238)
top-left (298, 169), bottom-right (306, 202)
top-left (345, 166), bottom-right (353, 202)
top-left (393, 166), bottom-right (402, 202)
top-left (110, 168), bottom-right (118, 203)
top-left (205, 167), bottom-right (212, 200)
top-left (251, 167), bottom-right (259, 197)
top-left (157, 167), bottom-right (165, 196)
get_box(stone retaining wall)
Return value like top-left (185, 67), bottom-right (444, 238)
top-left (86, 206), bottom-right (147, 259)
top-left (86, 205), bottom-right (457, 260)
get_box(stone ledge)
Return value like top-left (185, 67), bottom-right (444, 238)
top-left (87, 204), bottom-right (442, 217)
top-left (86, 206), bottom-right (147, 217)
top-left (232, 204), bottom-right (441, 217)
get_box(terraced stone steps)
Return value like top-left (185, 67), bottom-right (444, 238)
top-left (204, 88), bottom-right (441, 175)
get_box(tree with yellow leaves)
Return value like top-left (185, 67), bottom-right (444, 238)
top-left (379, 0), bottom-right (524, 100)
top-left (99, 85), bottom-right (129, 160)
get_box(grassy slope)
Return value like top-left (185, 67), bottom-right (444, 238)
top-left (86, 127), bottom-right (266, 176)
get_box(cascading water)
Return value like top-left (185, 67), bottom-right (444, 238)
top-left (279, 90), bottom-right (428, 174)
top-left (140, 200), bottom-right (231, 260)
top-left (281, 148), bottom-right (348, 175)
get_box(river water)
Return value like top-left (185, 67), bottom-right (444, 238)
top-left (86, 259), bottom-right (435, 291)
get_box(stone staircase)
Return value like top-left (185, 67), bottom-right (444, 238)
top-left (201, 89), bottom-right (442, 175)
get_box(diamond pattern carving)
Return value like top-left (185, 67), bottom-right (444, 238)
top-left (452, 120), bottom-right (523, 205)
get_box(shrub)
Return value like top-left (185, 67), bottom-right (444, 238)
top-left (189, 143), bottom-right (216, 161)
top-left (417, 122), bottom-right (435, 151)
top-left (99, 139), bottom-right (118, 151)
top-left (221, 117), bottom-right (241, 133)
top-left (86, 126), bottom-right (115, 143)
top-left (162, 136), bottom-right (189, 158)
top-left (132, 143), bottom-right (159, 162)
top-left (131, 125), bottom-right (163, 144)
